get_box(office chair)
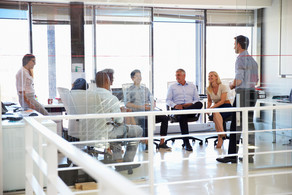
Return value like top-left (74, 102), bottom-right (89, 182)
top-left (164, 105), bottom-right (203, 146)
top-left (57, 87), bottom-right (112, 163)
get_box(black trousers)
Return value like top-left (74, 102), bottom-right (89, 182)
top-left (174, 102), bottom-right (203, 144)
top-left (228, 88), bottom-right (257, 156)
top-left (138, 115), bottom-right (169, 137)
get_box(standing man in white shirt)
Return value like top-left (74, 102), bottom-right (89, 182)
top-left (166, 69), bottom-right (203, 151)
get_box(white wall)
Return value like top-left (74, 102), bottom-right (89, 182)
top-left (262, 0), bottom-right (292, 96)
top-left (262, 0), bottom-right (292, 129)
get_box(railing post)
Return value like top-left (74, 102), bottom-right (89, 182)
top-left (25, 124), bottom-right (33, 195)
top-left (242, 109), bottom-right (249, 195)
top-left (148, 113), bottom-right (155, 195)
top-left (38, 134), bottom-right (44, 190)
top-left (46, 142), bottom-right (58, 195)
top-left (0, 87), bottom-right (3, 195)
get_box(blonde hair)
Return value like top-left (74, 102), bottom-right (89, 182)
top-left (207, 71), bottom-right (222, 94)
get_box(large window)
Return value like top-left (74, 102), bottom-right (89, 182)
top-left (0, 3), bottom-right (260, 107)
top-left (0, 3), bottom-right (29, 102)
top-left (95, 7), bottom-right (151, 89)
top-left (32, 4), bottom-right (71, 103)
top-left (153, 9), bottom-right (205, 104)
top-left (206, 10), bottom-right (256, 88)
top-left (206, 26), bottom-right (252, 79)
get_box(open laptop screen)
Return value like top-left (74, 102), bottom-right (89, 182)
top-left (2, 102), bottom-right (8, 114)
top-left (112, 88), bottom-right (124, 101)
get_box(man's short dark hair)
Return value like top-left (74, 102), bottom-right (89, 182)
top-left (95, 71), bottom-right (109, 88)
top-left (130, 69), bottom-right (141, 78)
top-left (22, 54), bottom-right (35, 66)
top-left (71, 78), bottom-right (88, 90)
top-left (234, 35), bottom-right (249, 50)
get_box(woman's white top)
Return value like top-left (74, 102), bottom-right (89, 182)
top-left (16, 67), bottom-right (35, 95)
top-left (206, 84), bottom-right (229, 103)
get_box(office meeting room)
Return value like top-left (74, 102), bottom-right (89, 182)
top-left (1, 0), bottom-right (292, 194)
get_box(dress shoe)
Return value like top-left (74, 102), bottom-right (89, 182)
top-left (182, 144), bottom-right (193, 151)
top-left (216, 157), bottom-right (237, 163)
top-left (238, 156), bottom-right (254, 163)
top-left (115, 163), bottom-right (141, 172)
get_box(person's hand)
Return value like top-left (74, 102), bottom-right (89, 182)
top-left (229, 82), bottom-right (235, 89)
top-left (120, 106), bottom-right (127, 112)
top-left (182, 103), bottom-right (192, 108)
top-left (144, 104), bottom-right (151, 111)
top-left (174, 104), bottom-right (183, 110)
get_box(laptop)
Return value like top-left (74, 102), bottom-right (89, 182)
top-left (277, 89), bottom-right (292, 103)
top-left (111, 88), bottom-right (124, 101)
top-left (2, 102), bottom-right (8, 114)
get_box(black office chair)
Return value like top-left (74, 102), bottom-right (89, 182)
top-left (164, 105), bottom-right (203, 146)
top-left (205, 115), bottom-right (232, 146)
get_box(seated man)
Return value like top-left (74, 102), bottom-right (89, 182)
top-left (95, 71), bottom-right (143, 171)
top-left (125, 69), bottom-right (170, 151)
top-left (166, 68), bottom-right (203, 151)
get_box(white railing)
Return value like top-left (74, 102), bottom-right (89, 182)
top-left (23, 105), bottom-right (292, 195)
top-left (24, 116), bottom-right (148, 195)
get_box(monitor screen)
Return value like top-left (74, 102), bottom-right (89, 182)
top-left (2, 102), bottom-right (8, 114)
top-left (112, 88), bottom-right (124, 101)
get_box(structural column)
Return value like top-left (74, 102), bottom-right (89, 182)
top-left (70, 2), bottom-right (85, 82)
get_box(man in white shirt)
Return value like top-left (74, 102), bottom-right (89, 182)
top-left (95, 71), bottom-right (143, 172)
top-left (166, 69), bottom-right (203, 151)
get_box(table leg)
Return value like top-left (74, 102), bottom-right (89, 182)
top-left (272, 104), bottom-right (276, 143)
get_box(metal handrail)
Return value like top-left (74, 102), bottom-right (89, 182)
top-left (23, 104), bottom-right (292, 195)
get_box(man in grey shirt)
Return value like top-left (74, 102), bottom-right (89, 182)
top-left (217, 35), bottom-right (258, 163)
top-left (125, 69), bottom-right (171, 151)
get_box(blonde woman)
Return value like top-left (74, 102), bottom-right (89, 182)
top-left (16, 54), bottom-right (49, 115)
top-left (206, 71), bottom-right (232, 148)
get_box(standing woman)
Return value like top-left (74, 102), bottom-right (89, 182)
top-left (206, 71), bottom-right (232, 148)
top-left (16, 54), bottom-right (49, 115)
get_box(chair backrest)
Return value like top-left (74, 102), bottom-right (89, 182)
top-left (70, 90), bottom-right (109, 146)
top-left (57, 87), bottom-right (76, 114)
top-left (57, 87), bottom-right (79, 139)
top-left (57, 87), bottom-right (109, 148)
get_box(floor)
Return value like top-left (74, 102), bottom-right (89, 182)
top-left (4, 123), bottom-right (292, 195)
top-left (117, 122), bottom-right (292, 195)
